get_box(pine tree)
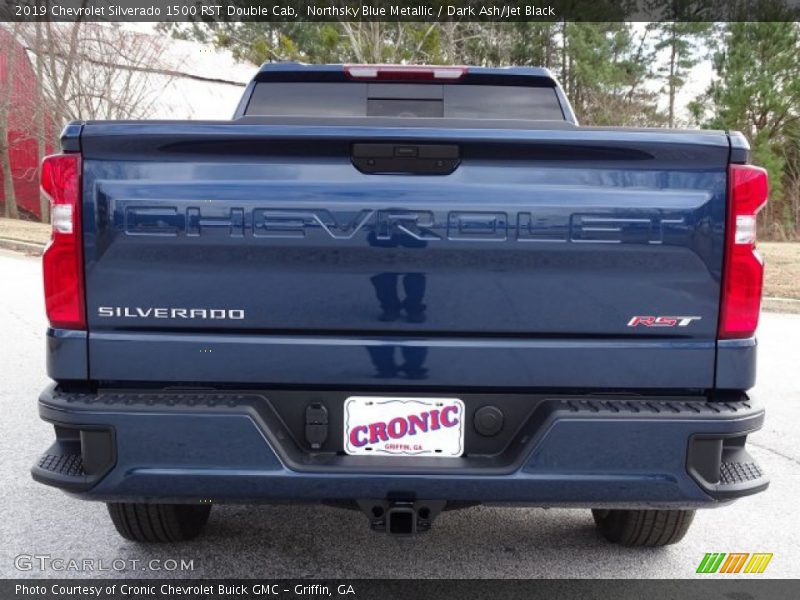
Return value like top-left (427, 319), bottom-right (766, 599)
top-left (700, 21), bottom-right (800, 237)
top-left (649, 21), bottom-right (712, 127)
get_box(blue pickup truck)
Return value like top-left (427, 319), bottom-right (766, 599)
top-left (32, 63), bottom-right (769, 546)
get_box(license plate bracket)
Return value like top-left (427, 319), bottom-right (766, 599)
top-left (343, 396), bottom-right (465, 457)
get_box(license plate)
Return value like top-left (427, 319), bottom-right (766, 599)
top-left (344, 396), bottom-right (465, 457)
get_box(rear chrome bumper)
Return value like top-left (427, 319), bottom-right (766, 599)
top-left (32, 384), bottom-right (768, 507)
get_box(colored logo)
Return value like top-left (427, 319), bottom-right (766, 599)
top-left (343, 397), bottom-right (465, 457)
top-left (627, 316), bottom-right (702, 327)
top-left (696, 553), bottom-right (773, 574)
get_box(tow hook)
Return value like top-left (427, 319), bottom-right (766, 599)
top-left (357, 499), bottom-right (447, 535)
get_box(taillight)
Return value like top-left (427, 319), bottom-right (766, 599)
top-left (41, 153), bottom-right (85, 330)
top-left (719, 164), bottom-right (768, 339)
top-left (344, 65), bottom-right (467, 81)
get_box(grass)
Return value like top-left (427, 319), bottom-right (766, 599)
top-left (0, 217), bottom-right (50, 245)
top-left (760, 242), bottom-right (800, 300)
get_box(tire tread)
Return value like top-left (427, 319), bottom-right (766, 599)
top-left (591, 508), bottom-right (695, 547)
top-left (107, 503), bottom-right (210, 543)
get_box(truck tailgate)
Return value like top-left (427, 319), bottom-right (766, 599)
top-left (79, 123), bottom-right (729, 389)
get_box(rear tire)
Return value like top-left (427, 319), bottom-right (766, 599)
top-left (591, 509), bottom-right (695, 547)
top-left (107, 502), bottom-right (211, 543)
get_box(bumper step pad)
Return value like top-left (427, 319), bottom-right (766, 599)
top-left (720, 460), bottom-right (764, 485)
top-left (688, 437), bottom-right (768, 500)
top-left (31, 429), bottom-right (116, 492)
top-left (32, 441), bottom-right (92, 491)
top-left (37, 451), bottom-right (85, 477)
top-left (713, 450), bottom-right (768, 498)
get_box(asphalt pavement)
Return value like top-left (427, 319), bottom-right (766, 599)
top-left (1, 248), bottom-right (798, 579)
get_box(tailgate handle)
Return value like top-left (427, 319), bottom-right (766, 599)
top-left (352, 143), bottom-right (460, 175)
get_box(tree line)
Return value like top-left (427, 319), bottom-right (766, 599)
top-left (168, 20), bottom-right (800, 239)
top-left (2, 20), bottom-right (799, 239)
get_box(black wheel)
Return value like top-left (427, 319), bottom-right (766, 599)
top-left (591, 509), bottom-right (695, 547)
top-left (107, 502), bottom-right (211, 543)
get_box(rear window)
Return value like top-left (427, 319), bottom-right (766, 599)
top-left (245, 82), bottom-right (564, 120)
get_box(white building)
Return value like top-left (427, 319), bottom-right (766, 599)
top-left (141, 36), bottom-right (255, 120)
top-left (20, 24), bottom-right (257, 122)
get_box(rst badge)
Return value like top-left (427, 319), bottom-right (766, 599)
top-left (627, 316), bottom-right (702, 327)
top-left (344, 397), bottom-right (465, 457)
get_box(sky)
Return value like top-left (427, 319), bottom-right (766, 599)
top-left (674, 60), bottom-right (714, 123)
top-left (629, 22), bottom-right (715, 124)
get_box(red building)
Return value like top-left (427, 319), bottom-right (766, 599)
top-left (1, 28), bottom-right (55, 220)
